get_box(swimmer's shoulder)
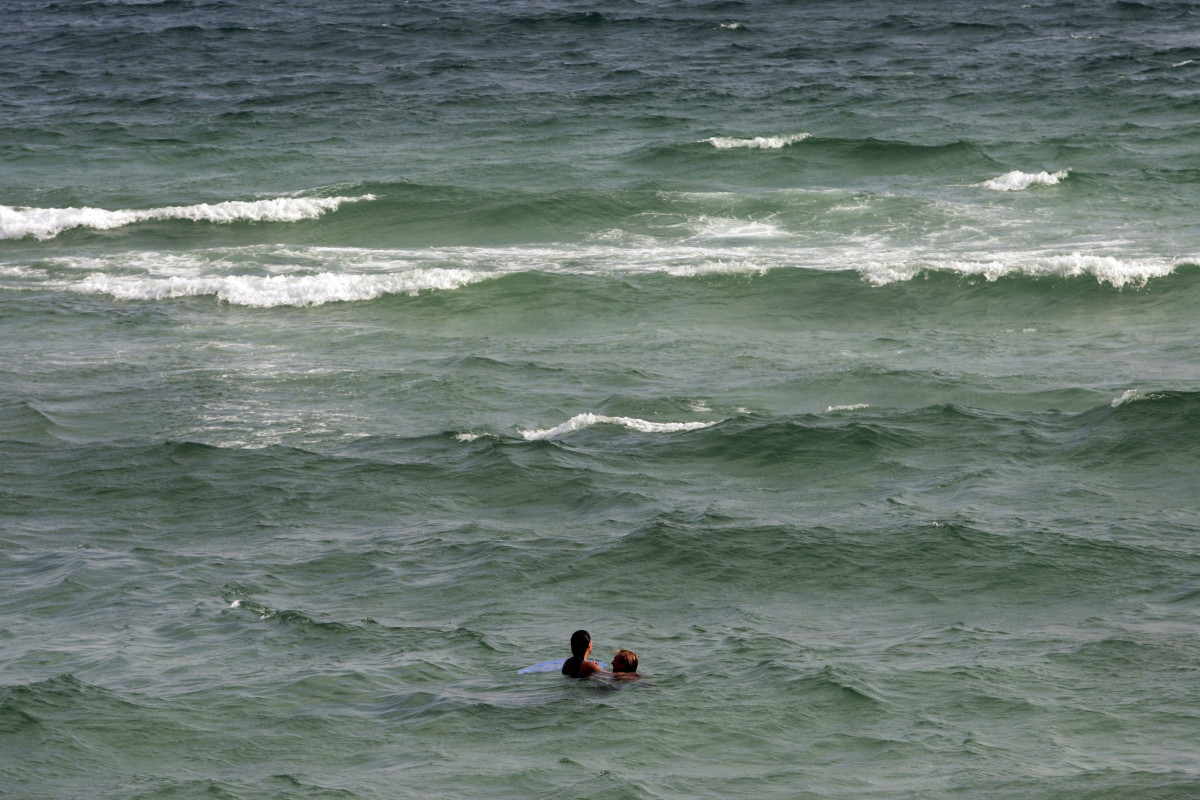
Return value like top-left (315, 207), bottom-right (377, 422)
top-left (577, 659), bottom-right (606, 677)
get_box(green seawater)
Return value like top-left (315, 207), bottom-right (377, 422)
top-left (3, 2), bottom-right (1200, 799)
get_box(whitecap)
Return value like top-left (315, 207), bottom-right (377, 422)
top-left (858, 253), bottom-right (1177, 288)
top-left (0, 195), bottom-right (374, 240)
top-left (1111, 389), bottom-right (1161, 408)
top-left (981, 170), bottom-right (1070, 191)
top-left (704, 133), bottom-right (811, 149)
top-left (826, 404), bottom-right (870, 412)
top-left (520, 413), bottom-right (718, 441)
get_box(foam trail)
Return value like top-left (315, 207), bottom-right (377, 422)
top-left (704, 133), bottom-right (810, 149)
top-left (982, 170), bottom-right (1069, 191)
top-left (0, 195), bottom-right (374, 240)
top-left (71, 268), bottom-right (476, 307)
top-left (521, 413), bottom-right (718, 441)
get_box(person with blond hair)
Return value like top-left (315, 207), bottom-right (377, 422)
top-left (611, 648), bottom-right (640, 681)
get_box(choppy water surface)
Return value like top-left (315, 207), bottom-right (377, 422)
top-left (3, 1), bottom-right (1200, 798)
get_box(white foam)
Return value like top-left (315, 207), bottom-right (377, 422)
top-left (71, 268), bottom-right (477, 307)
top-left (826, 404), bottom-right (870, 412)
top-left (0, 195), bottom-right (374, 240)
top-left (520, 413), bottom-right (718, 441)
top-left (704, 133), bottom-right (811, 150)
top-left (455, 432), bottom-right (483, 442)
top-left (981, 170), bottom-right (1069, 191)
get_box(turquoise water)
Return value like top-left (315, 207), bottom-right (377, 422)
top-left (4, 2), bottom-right (1200, 798)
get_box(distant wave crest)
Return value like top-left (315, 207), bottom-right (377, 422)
top-left (1110, 388), bottom-right (1163, 407)
top-left (0, 195), bottom-right (375, 240)
top-left (521, 413), bottom-right (718, 441)
top-left (704, 133), bottom-right (811, 149)
top-left (981, 170), bottom-right (1070, 191)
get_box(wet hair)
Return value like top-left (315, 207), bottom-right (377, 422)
top-left (570, 629), bottom-right (591, 659)
top-left (612, 649), bottom-right (638, 673)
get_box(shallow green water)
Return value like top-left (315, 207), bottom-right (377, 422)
top-left (3, 2), bottom-right (1200, 798)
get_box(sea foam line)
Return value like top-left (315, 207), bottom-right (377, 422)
top-left (981, 170), bottom-right (1069, 191)
top-left (704, 133), bottom-right (811, 149)
top-left (521, 413), bottom-right (718, 441)
top-left (0, 195), bottom-right (374, 240)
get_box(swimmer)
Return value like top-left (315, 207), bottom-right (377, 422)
top-left (611, 648), bottom-right (641, 681)
top-left (561, 629), bottom-right (607, 678)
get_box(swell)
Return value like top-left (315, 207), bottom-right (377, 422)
top-left (9, 389), bottom-right (1200, 528)
top-left (543, 390), bottom-right (1200, 472)
top-left (630, 135), bottom-right (1005, 184)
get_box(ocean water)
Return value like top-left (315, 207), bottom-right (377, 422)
top-left (3, 1), bottom-right (1200, 798)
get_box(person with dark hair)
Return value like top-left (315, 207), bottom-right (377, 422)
top-left (561, 629), bottom-right (606, 678)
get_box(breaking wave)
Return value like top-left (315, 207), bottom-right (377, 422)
top-left (981, 170), bottom-right (1070, 191)
top-left (0, 195), bottom-right (375, 240)
top-left (521, 413), bottom-right (719, 441)
top-left (71, 268), bottom-right (476, 306)
top-left (859, 252), bottom-right (1179, 288)
top-left (704, 133), bottom-right (811, 149)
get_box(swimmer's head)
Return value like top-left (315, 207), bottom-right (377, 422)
top-left (570, 629), bottom-right (592, 659)
top-left (612, 649), bottom-right (638, 673)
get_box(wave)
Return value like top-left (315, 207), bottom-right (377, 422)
top-left (703, 132), bottom-right (811, 149)
top-left (0, 194), bottom-right (375, 240)
top-left (70, 267), bottom-right (476, 307)
top-left (520, 413), bottom-right (720, 441)
top-left (981, 169), bottom-right (1070, 191)
top-left (1110, 388), bottom-right (1165, 408)
top-left (858, 252), bottom-right (1181, 288)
